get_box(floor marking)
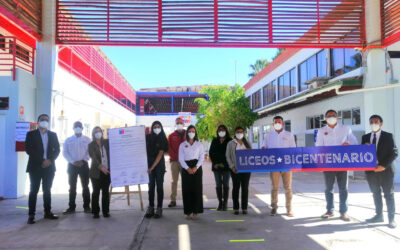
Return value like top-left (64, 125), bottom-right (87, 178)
top-left (248, 202), bottom-right (261, 214)
top-left (16, 206), bottom-right (28, 210)
top-left (178, 224), bottom-right (191, 250)
top-left (229, 239), bottom-right (265, 242)
top-left (216, 220), bottom-right (244, 222)
top-left (210, 208), bottom-right (234, 211)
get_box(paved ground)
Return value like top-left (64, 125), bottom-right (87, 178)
top-left (1, 158), bottom-right (400, 250)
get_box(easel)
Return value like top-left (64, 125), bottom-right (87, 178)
top-left (109, 185), bottom-right (144, 211)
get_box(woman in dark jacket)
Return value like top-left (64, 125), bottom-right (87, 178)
top-left (88, 126), bottom-right (111, 219)
top-left (209, 125), bottom-right (232, 211)
top-left (145, 121), bottom-right (168, 219)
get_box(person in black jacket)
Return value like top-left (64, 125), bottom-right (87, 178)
top-left (145, 121), bottom-right (168, 219)
top-left (209, 125), bottom-right (232, 211)
top-left (362, 114), bottom-right (398, 229)
top-left (25, 114), bottom-right (60, 224)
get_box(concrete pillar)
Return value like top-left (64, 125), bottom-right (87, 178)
top-left (35, 0), bottom-right (57, 122)
top-left (363, 0), bottom-right (399, 182)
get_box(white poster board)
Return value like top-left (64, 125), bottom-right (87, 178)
top-left (108, 126), bottom-right (149, 187)
top-left (15, 122), bottom-right (30, 142)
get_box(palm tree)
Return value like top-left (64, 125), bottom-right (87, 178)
top-left (248, 59), bottom-right (270, 78)
top-left (272, 48), bottom-right (285, 61)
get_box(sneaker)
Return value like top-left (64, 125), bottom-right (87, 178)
top-left (388, 220), bottom-right (397, 229)
top-left (270, 208), bottom-right (277, 216)
top-left (63, 208), bottom-right (75, 215)
top-left (365, 214), bottom-right (384, 223)
top-left (340, 213), bottom-right (351, 222)
top-left (145, 207), bottom-right (154, 218)
top-left (321, 212), bottom-right (334, 219)
top-left (44, 213), bottom-right (59, 220)
top-left (154, 207), bottom-right (163, 219)
top-left (168, 201), bottom-right (176, 208)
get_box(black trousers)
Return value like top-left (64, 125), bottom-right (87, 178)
top-left (91, 172), bottom-right (111, 215)
top-left (68, 162), bottom-right (90, 209)
top-left (366, 169), bottom-right (396, 221)
top-left (28, 168), bottom-right (55, 216)
top-left (181, 167), bottom-right (203, 215)
top-left (231, 172), bottom-right (251, 210)
top-left (148, 164), bottom-right (165, 208)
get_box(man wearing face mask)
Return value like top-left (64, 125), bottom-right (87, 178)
top-left (262, 116), bottom-right (296, 217)
top-left (316, 109), bottom-right (358, 221)
top-left (62, 121), bottom-right (92, 214)
top-left (167, 117), bottom-right (186, 207)
top-left (362, 115), bottom-right (398, 229)
top-left (25, 114), bottom-right (60, 224)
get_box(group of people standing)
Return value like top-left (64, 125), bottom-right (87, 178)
top-left (25, 110), bottom-right (397, 229)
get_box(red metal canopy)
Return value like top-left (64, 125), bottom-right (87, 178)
top-left (56, 0), bottom-right (366, 48)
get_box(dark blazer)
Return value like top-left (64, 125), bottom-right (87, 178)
top-left (209, 137), bottom-right (232, 171)
top-left (362, 130), bottom-right (398, 172)
top-left (25, 129), bottom-right (60, 173)
top-left (88, 139), bottom-right (110, 179)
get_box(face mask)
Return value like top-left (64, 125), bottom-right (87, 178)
top-left (218, 131), bottom-right (226, 137)
top-left (273, 123), bottom-right (283, 131)
top-left (188, 132), bottom-right (196, 139)
top-left (39, 121), bottom-right (49, 129)
top-left (326, 117), bottom-right (337, 126)
top-left (176, 124), bottom-right (184, 130)
top-left (370, 123), bottom-right (381, 133)
top-left (94, 132), bottom-right (102, 139)
top-left (153, 128), bottom-right (161, 135)
top-left (236, 133), bottom-right (244, 140)
top-left (74, 127), bottom-right (83, 134)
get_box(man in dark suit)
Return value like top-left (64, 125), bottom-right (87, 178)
top-left (25, 114), bottom-right (60, 224)
top-left (362, 114), bottom-right (398, 229)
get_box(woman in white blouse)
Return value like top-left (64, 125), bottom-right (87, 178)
top-left (178, 125), bottom-right (205, 220)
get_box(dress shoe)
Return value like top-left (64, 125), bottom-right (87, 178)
top-left (27, 216), bottom-right (35, 224)
top-left (103, 213), bottom-right (110, 218)
top-left (44, 213), bottom-right (59, 220)
top-left (234, 210), bottom-right (239, 215)
top-left (93, 214), bottom-right (100, 219)
top-left (388, 220), bottom-right (397, 229)
top-left (242, 210), bottom-right (248, 215)
top-left (365, 214), bottom-right (384, 223)
top-left (340, 213), bottom-right (351, 222)
top-left (321, 212), bottom-right (334, 219)
top-left (168, 201), bottom-right (176, 208)
top-left (63, 208), bottom-right (75, 215)
top-left (270, 208), bottom-right (277, 216)
top-left (83, 207), bottom-right (92, 213)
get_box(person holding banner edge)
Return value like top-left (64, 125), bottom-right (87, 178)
top-left (88, 126), bottom-right (111, 219)
top-left (178, 125), bottom-right (205, 220)
top-left (362, 115), bottom-right (398, 229)
top-left (262, 116), bottom-right (296, 217)
top-left (145, 121), bottom-right (168, 219)
top-left (226, 127), bottom-right (252, 215)
top-left (316, 109), bottom-right (358, 221)
top-left (209, 125), bottom-right (232, 211)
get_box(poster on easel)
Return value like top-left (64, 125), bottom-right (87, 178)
top-left (108, 126), bottom-right (149, 187)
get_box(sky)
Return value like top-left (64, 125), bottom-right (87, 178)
top-left (100, 46), bottom-right (278, 90)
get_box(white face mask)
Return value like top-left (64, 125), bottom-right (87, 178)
top-left (273, 123), bottom-right (283, 131)
top-left (74, 127), bottom-right (83, 135)
top-left (94, 132), bottom-right (102, 139)
top-left (326, 117), bottom-right (337, 126)
top-left (236, 133), bottom-right (244, 140)
top-left (188, 132), bottom-right (196, 139)
top-left (153, 128), bottom-right (162, 135)
top-left (176, 124), bottom-right (184, 131)
top-left (39, 120), bottom-right (49, 129)
top-left (370, 123), bottom-right (381, 133)
top-left (218, 131), bottom-right (226, 138)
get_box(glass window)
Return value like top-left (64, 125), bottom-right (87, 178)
top-left (345, 49), bottom-right (362, 73)
top-left (306, 116), bottom-right (314, 130)
top-left (262, 84), bottom-right (268, 106)
top-left (314, 115), bottom-right (321, 129)
top-left (252, 90), bottom-right (261, 110)
top-left (279, 72), bottom-right (290, 100)
top-left (284, 120), bottom-right (291, 132)
top-left (252, 127), bottom-right (259, 143)
top-left (317, 50), bottom-right (327, 77)
top-left (307, 55), bottom-right (317, 80)
top-left (342, 110), bottom-right (352, 125)
top-left (289, 68), bottom-right (297, 95)
top-left (263, 81), bottom-right (276, 105)
top-left (331, 48), bottom-right (345, 77)
top-left (299, 61), bottom-right (308, 91)
top-left (352, 108), bottom-right (361, 125)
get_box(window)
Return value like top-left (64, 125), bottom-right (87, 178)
top-left (307, 55), bottom-right (317, 80)
top-left (0, 35), bottom-right (5, 50)
top-left (262, 125), bottom-right (271, 141)
top-left (317, 50), bottom-right (327, 77)
top-left (306, 116), bottom-right (314, 130)
top-left (11, 45), bottom-right (30, 64)
top-left (299, 61), bottom-right (308, 91)
top-left (341, 110), bottom-right (352, 125)
top-left (284, 120), bottom-right (291, 132)
top-left (298, 53), bottom-right (320, 91)
top-left (263, 81), bottom-right (276, 106)
top-left (331, 48), bottom-right (361, 77)
top-left (278, 71), bottom-right (291, 100)
top-left (252, 90), bottom-right (261, 110)
top-left (289, 68), bottom-right (297, 95)
top-left (252, 127), bottom-right (259, 143)
top-left (352, 108), bottom-right (360, 125)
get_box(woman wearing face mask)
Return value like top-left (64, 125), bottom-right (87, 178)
top-left (145, 121), bottom-right (168, 219)
top-left (226, 127), bottom-right (252, 215)
top-left (178, 125), bottom-right (205, 220)
top-left (209, 125), bottom-right (232, 211)
top-left (88, 126), bottom-right (111, 219)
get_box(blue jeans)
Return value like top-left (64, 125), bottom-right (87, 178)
top-left (213, 170), bottom-right (230, 189)
top-left (323, 171), bottom-right (348, 214)
top-left (148, 165), bottom-right (165, 208)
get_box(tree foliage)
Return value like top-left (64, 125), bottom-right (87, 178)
top-left (248, 59), bottom-right (270, 78)
top-left (195, 85), bottom-right (258, 141)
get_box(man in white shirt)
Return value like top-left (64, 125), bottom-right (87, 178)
top-left (316, 110), bottom-right (358, 221)
top-left (63, 121), bottom-right (92, 214)
top-left (262, 116), bottom-right (296, 217)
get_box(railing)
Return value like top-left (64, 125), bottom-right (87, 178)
top-left (0, 36), bottom-right (35, 80)
top-left (381, 0), bottom-right (400, 46)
